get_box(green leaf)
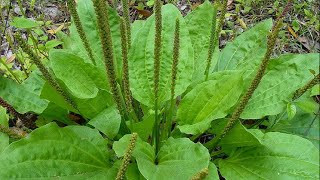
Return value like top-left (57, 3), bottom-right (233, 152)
top-left (292, 20), bottom-right (300, 32)
top-left (129, 4), bottom-right (194, 107)
top-left (204, 163), bottom-right (219, 180)
top-left (287, 102), bottom-right (297, 120)
top-left (295, 97), bottom-right (318, 114)
top-left (219, 132), bottom-right (319, 180)
top-left (185, 1), bottom-right (217, 80)
top-left (310, 84), bottom-right (319, 96)
top-left (88, 106), bottom-right (121, 139)
top-left (215, 19), bottom-right (273, 72)
top-left (126, 163), bottom-right (146, 180)
top-left (113, 136), bottom-right (210, 180)
top-left (40, 81), bottom-right (75, 112)
top-left (146, 0), bottom-right (154, 7)
top-left (241, 53), bottom-right (319, 119)
top-left (10, 17), bottom-right (40, 28)
top-left (212, 119), bottom-right (263, 149)
top-left (113, 134), bottom-right (152, 156)
top-left (0, 132), bottom-right (9, 154)
top-left (41, 81), bottom-right (112, 119)
top-left (0, 107), bottom-right (8, 126)
top-left (45, 40), bottom-right (63, 50)
top-left (50, 50), bottom-right (101, 99)
top-left (38, 102), bottom-right (75, 125)
top-left (269, 108), bottom-right (319, 149)
top-left (68, 0), bottom-right (123, 78)
top-left (74, 90), bottom-right (113, 119)
top-left (131, 20), bottom-right (146, 42)
top-left (130, 113), bottom-right (155, 141)
top-left (177, 73), bottom-right (243, 135)
top-left (0, 74), bottom-right (48, 114)
top-left (0, 123), bottom-right (114, 179)
top-left (0, 107), bottom-right (9, 153)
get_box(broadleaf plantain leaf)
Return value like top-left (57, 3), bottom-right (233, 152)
top-left (0, 123), bottom-right (115, 179)
top-left (113, 135), bottom-right (210, 180)
top-left (219, 132), bottom-right (320, 180)
top-left (128, 4), bottom-right (194, 107)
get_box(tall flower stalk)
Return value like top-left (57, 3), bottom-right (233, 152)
top-left (15, 34), bottom-right (78, 112)
top-left (204, 1), bottom-right (222, 80)
top-left (67, 0), bottom-right (96, 65)
top-left (151, 0), bottom-right (162, 156)
top-left (0, 125), bottom-right (26, 139)
top-left (205, 0), bottom-right (293, 149)
top-left (293, 73), bottom-right (320, 100)
top-left (116, 133), bottom-right (138, 180)
top-left (191, 168), bottom-right (209, 180)
top-left (120, 18), bottom-right (132, 112)
top-left (0, 58), bottom-right (21, 83)
top-left (121, 0), bottom-right (131, 48)
top-left (92, 0), bottom-right (129, 133)
top-left (0, 98), bottom-right (24, 124)
top-left (0, 98), bottom-right (36, 129)
top-left (164, 18), bottom-right (180, 138)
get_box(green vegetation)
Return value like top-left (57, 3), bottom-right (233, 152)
top-left (0, 0), bottom-right (319, 179)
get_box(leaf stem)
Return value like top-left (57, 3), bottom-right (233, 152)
top-left (5, 33), bottom-right (29, 78)
top-left (210, 149), bottom-right (224, 158)
top-left (0, 58), bottom-right (22, 83)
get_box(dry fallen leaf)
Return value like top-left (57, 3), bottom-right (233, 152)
top-left (47, 24), bottom-right (64, 35)
top-left (287, 26), bottom-right (298, 38)
top-left (297, 36), bottom-right (311, 51)
top-left (238, 18), bottom-right (247, 29)
top-left (136, 9), bottom-right (152, 18)
top-left (191, 2), bottom-right (201, 10)
top-left (6, 54), bottom-right (16, 63)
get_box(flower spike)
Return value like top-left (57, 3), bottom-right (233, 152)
top-left (116, 133), bottom-right (138, 180)
top-left (67, 0), bottom-right (96, 65)
top-left (120, 18), bottom-right (132, 111)
top-left (121, 0), bottom-right (131, 48)
top-left (152, 0), bottom-right (162, 156)
top-left (205, 0), bottom-right (293, 149)
top-left (15, 34), bottom-right (78, 112)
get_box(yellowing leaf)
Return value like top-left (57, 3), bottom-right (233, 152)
top-left (47, 24), bottom-right (64, 35)
top-left (6, 55), bottom-right (15, 63)
top-left (288, 25), bottom-right (297, 38)
top-left (238, 18), bottom-right (247, 29)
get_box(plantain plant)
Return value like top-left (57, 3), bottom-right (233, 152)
top-left (0, 0), bottom-right (319, 179)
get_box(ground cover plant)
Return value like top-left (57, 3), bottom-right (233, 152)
top-left (0, 0), bottom-right (319, 179)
